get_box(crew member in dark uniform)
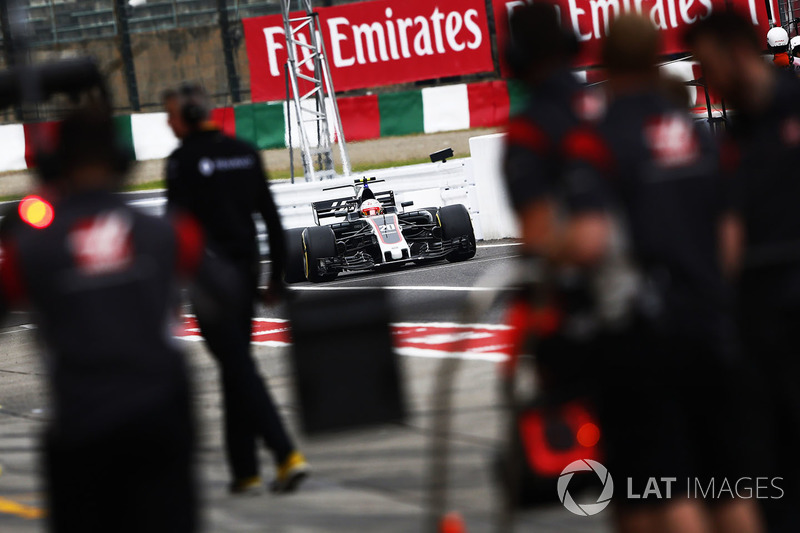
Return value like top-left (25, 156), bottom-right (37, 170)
top-left (163, 83), bottom-right (308, 494)
top-left (564, 15), bottom-right (763, 533)
top-left (500, 4), bottom-right (613, 510)
top-left (503, 3), bottom-right (608, 263)
top-left (688, 13), bottom-right (800, 532)
top-left (502, 1), bottom-right (612, 390)
top-left (0, 107), bottom-right (202, 532)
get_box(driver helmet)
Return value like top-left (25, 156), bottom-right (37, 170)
top-left (361, 199), bottom-right (383, 217)
top-left (768, 27), bottom-right (790, 50)
top-left (791, 35), bottom-right (800, 56)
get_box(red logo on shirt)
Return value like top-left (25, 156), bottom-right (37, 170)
top-left (69, 211), bottom-right (133, 275)
top-left (573, 90), bottom-right (605, 123)
top-left (781, 118), bottom-right (800, 147)
top-left (644, 114), bottom-right (700, 168)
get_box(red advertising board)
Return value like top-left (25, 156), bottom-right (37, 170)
top-left (494, 0), bottom-right (776, 75)
top-left (244, 0), bottom-right (495, 102)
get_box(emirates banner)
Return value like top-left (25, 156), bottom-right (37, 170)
top-left (244, 0), bottom-right (495, 102)
top-left (494, 0), bottom-right (776, 75)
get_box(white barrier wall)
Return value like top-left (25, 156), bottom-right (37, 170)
top-left (274, 158), bottom-right (484, 240)
top-left (468, 133), bottom-right (519, 240)
top-left (123, 151), bottom-right (520, 245)
top-left (272, 134), bottom-right (522, 242)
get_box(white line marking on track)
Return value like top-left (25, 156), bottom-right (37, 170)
top-left (396, 347), bottom-right (506, 362)
top-left (127, 198), bottom-right (165, 208)
top-left (476, 242), bottom-right (521, 248)
top-left (120, 189), bottom-right (166, 195)
top-left (393, 321), bottom-right (511, 330)
top-left (286, 286), bottom-right (511, 292)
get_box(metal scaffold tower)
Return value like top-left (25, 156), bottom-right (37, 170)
top-left (281, 0), bottom-right (351, 181)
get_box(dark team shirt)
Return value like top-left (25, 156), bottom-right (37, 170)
top-left (0, 191), bottom-right (204, 445)
top-left (564, 91), bottom-right (731, 339)
top-left (503, 69), bottom-right (591, 212)
top-left (166, 128), bottom-right (286, 283)
top-left (725, 72), bottom-right (800, 308)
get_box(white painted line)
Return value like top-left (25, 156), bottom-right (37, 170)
top-left (128, 198), bottom-right (166, 208)
top-left (285, 285), bottom-right (510, 292)
top-left (396, 347), bottom-right (507, 363)
top-left (254, 317), bottom-right (287, 323)
top-left (393, 321), bottom-right (511, 331)
top-left (476, 242), bottom-right (522, 249)
top-left (120, 189), bottom-right (167, 195)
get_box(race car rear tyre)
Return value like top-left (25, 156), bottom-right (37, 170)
top-left (438, 204), bottom-right (476, 263)
top-left (284, 228), bottom-right (306, 284)
top-left (303, 226), bottom-right (339, 282)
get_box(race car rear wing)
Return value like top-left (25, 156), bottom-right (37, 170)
top-left (312, 197), bottom-right (358, 224)
top-left (312, 190), bottom-right (397, 225)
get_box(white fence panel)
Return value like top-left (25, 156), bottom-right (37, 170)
top-left (273, 159), bottom-right (479, 234)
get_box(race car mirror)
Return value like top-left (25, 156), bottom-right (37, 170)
top-left (430, 148), bottom-right (454, 163)
top-left (287, 288), bottom-right (406, 435)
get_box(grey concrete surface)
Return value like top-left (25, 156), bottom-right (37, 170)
top-left (0, 244), bottom-right (611, 532)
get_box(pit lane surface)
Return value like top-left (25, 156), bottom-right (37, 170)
top-left (0, 192), bottom-right (611, 532)
top-left (261, 242), bottom-right (522, 324)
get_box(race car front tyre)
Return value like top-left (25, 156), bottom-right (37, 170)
top-left (284, 228), bottom-right (306, 284)
top-left (303, 226), bottom-right (339, 282)
top-left (438, 204), bottom-right (477, 263)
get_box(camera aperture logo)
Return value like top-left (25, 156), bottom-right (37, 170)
top-left (558, 459), bottom-right (614, 516)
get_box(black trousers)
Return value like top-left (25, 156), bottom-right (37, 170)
top-left (741, 306), bottom-right (800, 533)
top-left (594, 315), bottom-right (759, 509)
top-left (193, 256), bottom-right (293, 480)
top-left (45, 410), bottom-right (196, 533)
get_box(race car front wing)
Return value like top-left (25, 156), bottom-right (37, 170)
top-left (311, 236), bottom-right (473, 276)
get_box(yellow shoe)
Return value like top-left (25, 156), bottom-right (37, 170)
top-left (230, 475), bottom-right (264, 495)
top-left (270, 451), bottom-right (310, 494)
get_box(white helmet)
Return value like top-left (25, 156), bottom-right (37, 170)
top-left (790, 35), bottom-right (800, 53)
top-left (361, 199), bottom-right (383, 217)
top-left (767, 26), bottom-right (790, 48)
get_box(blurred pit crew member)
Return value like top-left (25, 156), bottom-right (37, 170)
top-left (0, 106), bottom-right (203, 532)
top-left (767, 26), bottom-right (792, 70)
top-left (502, 2), bottom-right (611, 397)
top-left (503, 3), bottom-right (608, 266)
top-left (562, 14), bottom-right (764, 533)
top-left (688, 13), bottom-right (800, 532)
top-left (790, 36), bottom-right (800, 75)
top-left (163, 83), bottom-right (308, 494)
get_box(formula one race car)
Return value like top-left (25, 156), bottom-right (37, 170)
top-left (284, 178), bottom-right (476, 283)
